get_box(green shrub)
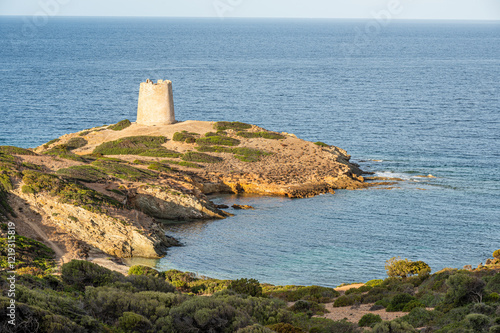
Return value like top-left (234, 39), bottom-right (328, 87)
top-left (402, 300), bottom-right (425, 312)
top-left (108, 119), bottom-right (131, 131)
top-left (401, 307), bottom-right (438, 328)
top-left (173, 131), bottom-right (199, 142)
top-left (91, 160), bottom-right (158, 181)
top-left (182, 152), bottom-right (222, 163)
top-left (314, 142), bottom-right (329, 147)
top-left (0, 146), bottom-right (37, 155)
top-left (61, 260), bottom-right (123, 291)
top-left (490, 326), bottom-right (500, 333)
top-left (196, 145), bottom-right (270, 162)
top-left (43, 146), bottom-right (86, 162)
top-left (0, 235), bottom-right (55, 271)
top-left (214, 121), bottom-right (252, 131)
top-left (230, 278), bottom-right (263, 297)
top-left (385, 257), bottom-right (431, 279)
top-left (93, 136), bottom-right (168, 155)
top-left (66, 137), bottom-right (88, 150)
top-left (237, 324), bottom-right (274, 333)
top-left (267, 323), bottom-right (305, 333)
top-left (289, 300), bottom-right (327, 316)
top-left (366, 279), bottom-right (384, 287)
top-left (373, 320), bottom-right (418, 333)
top-left (118, 312), bottom-right (153, 332)
top-left (358, 313), bottom-right (382, 327)
top-left (138, 148), bottom-right (182, 158)
top-left (161, 159), bottom-right (202, 169)
top-left (196, 135), bottom-right (241, 146)
top-left (465, 313), bottom-right (491, 332)
top-left (333, 295), bottom-right (361, 307)
top-left (493, 250), bottom-right (500, 260)
top-left (147, 162), bottom-right (175, 173)
top-left (445, 273), bottom-right (486, 306)
top-left (56, 165), bottom-right (109, 182)
top-left (128, 265), bottom-right (162, 277)
top-left (22, 170), bottom-right (122, 213)
top-left (486, 273), bottom-right (500, 293)
top-left (237, 131), bottom-right (284, 140)
top-left (264, 285), bottom-right (339, 303)
top-left (386, 293), bottom-right (415, 312)
top-left (43, 138), bottom-right (60, 149)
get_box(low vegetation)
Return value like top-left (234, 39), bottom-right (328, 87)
top-left (160, 159), bottom-right (202, 169)
top-left (65, 137), bottom-right (88, 150)
top-left (108, 119), bottom-right (131, 131)
top-left (43, 146), bottom-right (86, 162)
top-left (172, 131), bottom-right (199, 143)
top-left (91, 160), bottom-right (158, 181)
top-left (314, 142), bottom-right (329, 147)
top-left (0, 146), bottom-right (37, 156)
top-left (21, 170), bottom-right (122, 213)
top-left (214, 121), bottom-right (252, 131)
top-left (196, 135), bottom-right (241, 146)
top-left (56, 165), bottom-right (109, 183)
top-left (93, 136), bottom-right (168, 155)
top-left (237, 131), bottom-right (285, 140)
top-left (196, 145), bottom-right (271, 162)
top-left (182, 151), bottom-right (223, 163)
top-left (0, 234), bottom-right (55, 275)
top-left (43, 138), bottom-right (60, 149)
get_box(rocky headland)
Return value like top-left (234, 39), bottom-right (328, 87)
top-left (0, 120), bottom-right (391, 264)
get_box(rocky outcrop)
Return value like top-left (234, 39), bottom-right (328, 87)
top-left (15, 189), bottom-right (177, 258)
top-left (128, 185), bottom-right (227, 220)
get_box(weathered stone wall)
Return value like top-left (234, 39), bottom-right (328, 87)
top-left (137, 79), bottom-right (176, 125)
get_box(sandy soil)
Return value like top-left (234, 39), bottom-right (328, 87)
top-left (318, 303), bottom-right (408, 324)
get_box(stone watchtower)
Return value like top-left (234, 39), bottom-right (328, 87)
top-left (136, 79), bottom-right (176, 125)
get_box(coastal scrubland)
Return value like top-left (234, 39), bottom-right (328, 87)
top-left (1, 232), bottom-right (499, 332)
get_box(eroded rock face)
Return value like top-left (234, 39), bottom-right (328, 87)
top-left (15, 189), bottom-right (177, 258)
top-left (129, 185), bottom-right (227, 220)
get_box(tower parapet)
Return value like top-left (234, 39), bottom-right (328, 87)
top-left (137, 79), bottom-right (176, 125)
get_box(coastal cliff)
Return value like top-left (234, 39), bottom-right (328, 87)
top-left (1, 120), bottom-right (385, 261)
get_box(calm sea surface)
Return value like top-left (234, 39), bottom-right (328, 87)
top-left (1, 17), bottom-right (499, 287)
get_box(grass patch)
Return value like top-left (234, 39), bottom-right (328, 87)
top-left (108, 119), bottom-right (132, 131)
top-left (172, 131), bottom-right (199, 143)
top-left (237, 131), bottom-right (284, 140)
top-left (196, 135), bottom-right (240, 147)
top-left (263, 285), bottom-right (340, 303)
top-left (182, 152), bottom-right (222, 164)
top-left (147, 162), bottom-right (175, 173)
top-left (56, 165), bottom-right (109, 182)
top-left (0, 146), bottom-right (37, 156)
top-left (91, 160), bottom-right (158, 181)
top-left (22, 170), bottom-right (122, 213)
top-left (66, 137), bottom-right (88, 150)
top-left (43, 138), bottom-right (60, 149)
top-left (93, 136), bottom-right (168, 155)
top-left (214, 121), bottom-right (252, 131)
top-left (160, 159), bottom-right (203, 169)
top-left (314, 141), bottom-right (329, 147)
top-left (0, 235), bottom-right (55, 273)
top-left (78, 130), bottom-right (91, 136)
top-left (196, 146), bottom-right (270, 162)
top-left (138, 149), bottom-right (182, 158)
top-left (43, 146), bottom-right (86, 162)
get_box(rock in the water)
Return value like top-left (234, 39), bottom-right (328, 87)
top-left (216, 204), bottom-right (229, 209)
top-left (232, 204), bottom-right (254, 210)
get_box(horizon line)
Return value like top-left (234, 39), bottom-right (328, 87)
top-left (1, 14), bottom-right (499, 22)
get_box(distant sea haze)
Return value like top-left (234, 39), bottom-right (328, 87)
top-left (1, 17), bottom-right (499, 286)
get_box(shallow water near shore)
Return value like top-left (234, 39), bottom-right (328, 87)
top-left (1, 17), bottom-right (499, 286)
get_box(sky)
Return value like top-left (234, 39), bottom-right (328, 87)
top-left (0, 0), bottom-right (499, 21)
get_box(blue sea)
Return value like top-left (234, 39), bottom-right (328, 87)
top-left (1, 17), bottom-right (499, 287)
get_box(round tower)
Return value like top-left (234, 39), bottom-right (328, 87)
top-left (136, 79), bottom-right (176, 126)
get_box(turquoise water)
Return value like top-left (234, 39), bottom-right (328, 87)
top-left (1, 17), bottom-right (499, 287)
